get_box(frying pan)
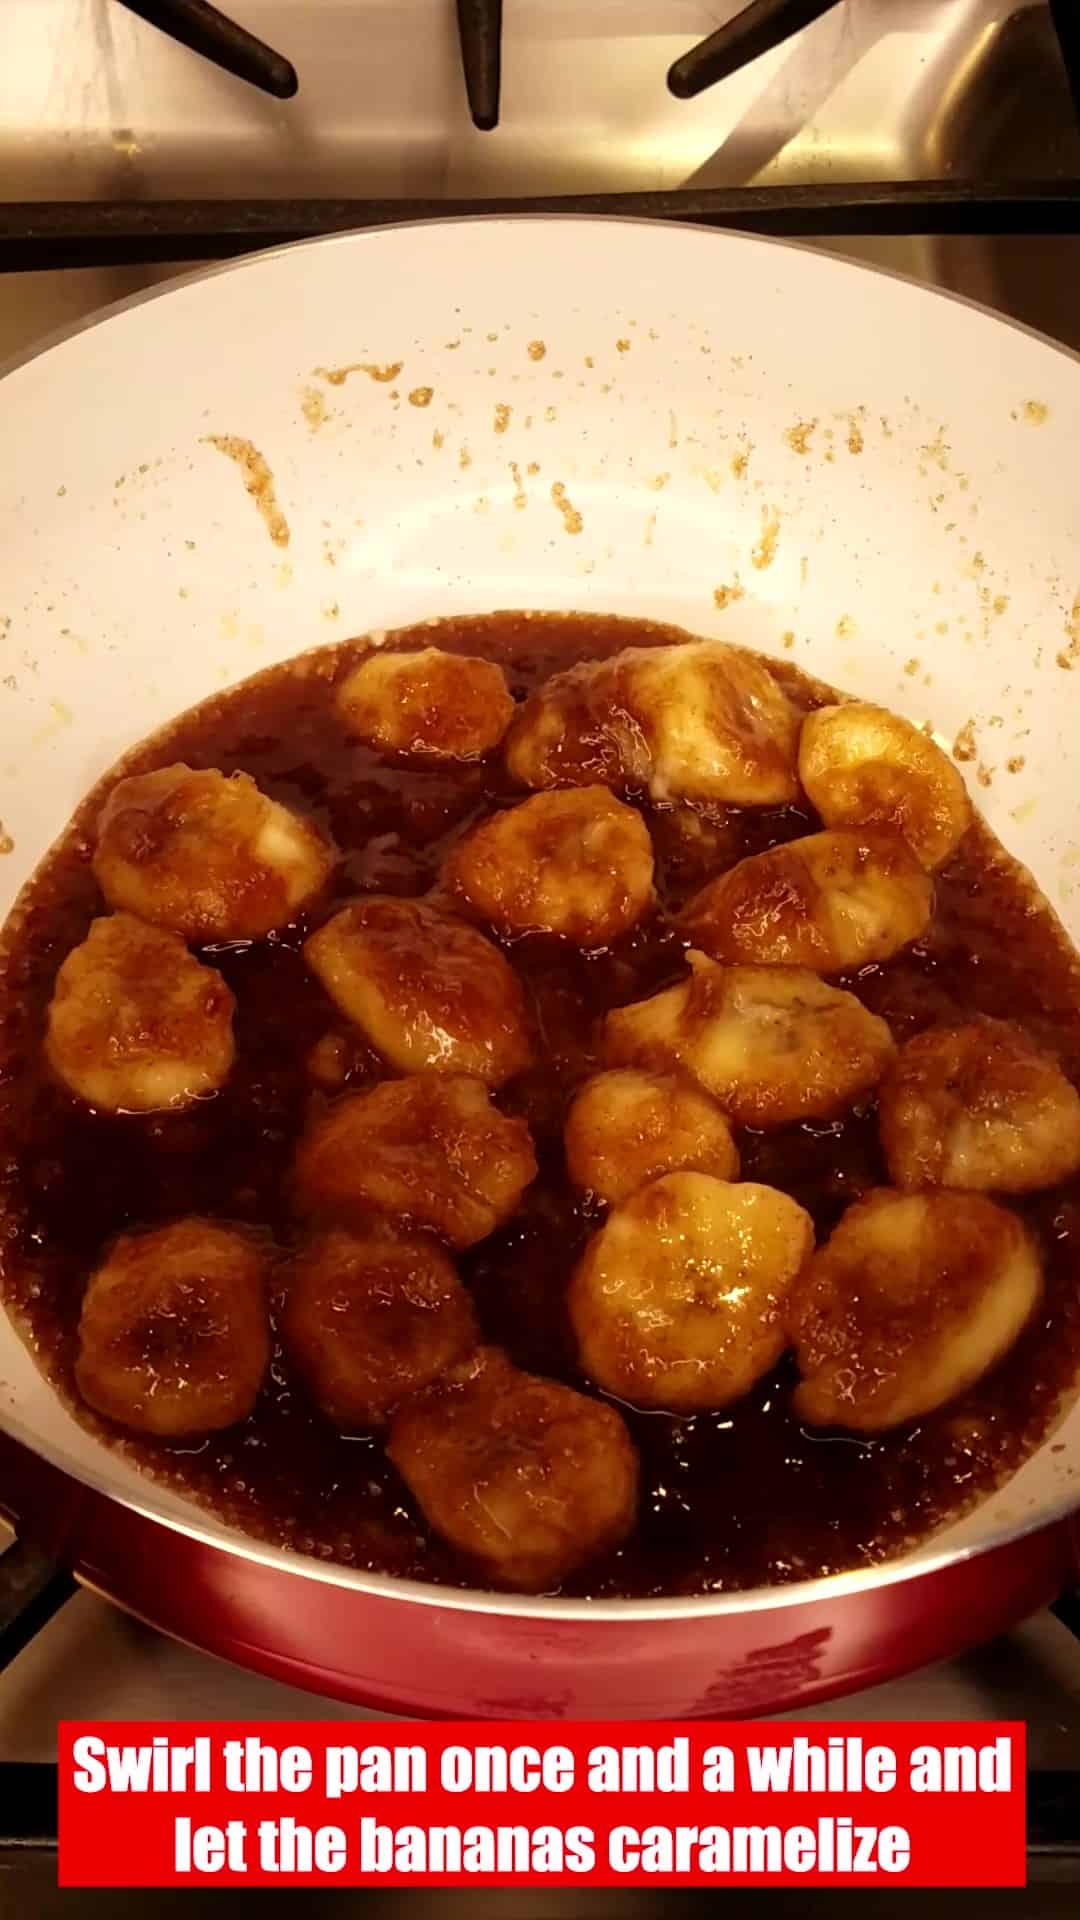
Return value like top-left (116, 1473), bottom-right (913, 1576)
top-left (1, 217), bottom-right (1079, 1717)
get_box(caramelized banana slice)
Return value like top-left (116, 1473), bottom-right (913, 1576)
top-left (93, 763), bottom-right (335, 941)
top-left (304, 896), bottom-right (531, 1087)
top-left (564, 1068), bottom-right (739, 1204)
top-left (445, 787), bottom-right (654, 945)
top-left (790, 1189), bottom-right (1042, 1431)
top-left (45, 913), bottom-right (235, 1113)
top-left (880, 1017), bottom-right (1080, 1193)
top-left (505, 639), bottom-right (801, 804)
top-left (75, 1218), bottom-right (270, 1437)
top-left (569, 1174), bottom-right (813, 1411)
top-left (680, 827), bottom-right (931, 972)
top-left (798, 701), bottom-right (972, 870)
top-left (336, 647), bottom-right (514, 760)
top-left (387, 1346), bottom-right (638, 1592)
top-left (604, 954), bottom-right (895, 1127)
top-left (280, 1228), bottom-right (477, 1430)
top-left (292, 1074), bottom-right (537, 1250)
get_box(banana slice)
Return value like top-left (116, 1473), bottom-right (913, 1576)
top-left (304, 895), bottom-right (531, 1086)
top-left (505, 639), bottom-right (801, 804)
top-left (280, 1227), bottom-right (477, 1430)
top-left (798, 701), bottom-right (972, 870)
top-left (336, 647), bottom-right (514, 761)
top-left (790, 1188), bottom-right (1042, 1431)
top-left (564, 1068), bottom-right (739, 1204)
top-left (292, 1074), bottom-right (537, 1250)
top-left (569, 1173), bottom-right (814, 1411)
top-left (445, 786), bottom-right (654, 946)
top-left (94, 763), bottom-right (335, 941)
top-left (880, 1017), bottom-right (1080, 1193)
top-left (75, 1218), bottom-right (271, 1437)
top-left (387, 1345), bottom-right (639, 1592)
top-left (604, 953), bottom-right (896, 1127)
top-left (680, 827), bottom-right (931, 973)
top-left (45, 913), bottom-right (235, 1113)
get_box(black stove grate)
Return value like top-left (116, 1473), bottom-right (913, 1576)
top-left (111, 2), bottom-right (1080, 141)
top-left (2, 179), bottom-right (1080, 275)
top-left (0, 0), bottom-right (1066, 274)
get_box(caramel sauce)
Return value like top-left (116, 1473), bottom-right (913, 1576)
top-left (2, 612), bottom-right (1079, 1596)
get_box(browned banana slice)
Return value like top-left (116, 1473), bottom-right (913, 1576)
top-left (94, 763), bottom-right (335, 941)
top-left (76, 1218), bottom-right (270, 1437)
top-left (569, 1173), bottom-right (813, 1411)
top-left (790, 1189), bottom-right (1041, 1431)
top-left (388, 1346), bottom-right (638, 1592)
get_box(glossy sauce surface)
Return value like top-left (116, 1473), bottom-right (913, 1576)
top-left (2, 612), bottom-right (1080, 1596)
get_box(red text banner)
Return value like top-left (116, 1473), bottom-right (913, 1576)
top-left (58, 1719), bottom-right (1026, 1888)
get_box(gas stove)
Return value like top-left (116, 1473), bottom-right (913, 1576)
top-left (2, 0), bottom-right (1080, 264)
top-left (3, 3), bottom-right (1080, 1900)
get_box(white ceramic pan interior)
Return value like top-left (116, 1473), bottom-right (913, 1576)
top-left (1, 217), bottom-right (1079, 1613)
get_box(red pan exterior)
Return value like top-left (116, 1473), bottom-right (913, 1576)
top-left (2, 1432), bottom-right (1076, 1718)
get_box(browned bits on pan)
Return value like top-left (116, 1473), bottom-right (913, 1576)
top-left (291, 1074), bottom-right (537, 1250)
top-left (789, 1189), bottom-right (1043, 1432)
top-left (279, 1228), bottom-right (477, 1430)
top-left (604, 953), bottom-right (896, 1129)
top-left (445, 786), bottom-right (654, 946)
top-left (564, 1068), bottom-right (738, 1204)
top-left (504, 639), bottom-right (800, 804)
top-left (679, 827), bottom-right (932, 973)
top-left (93, 763), bottom-right (335, 942)
top-left (336, 647), bottom-right (514, 761)
top-left (45, 912), bottom-right (235, 1113)
top-left (75, 1218), bottom-right (271, 1438)
top-left (879, 1017), bottom-right (1080, 1193)
top-left (304, 896), bottom-right (531, 1086)
top-left (387, 1346), bottom-right (638, 1592)
top-left (203, 435), bottom-right (290, 548)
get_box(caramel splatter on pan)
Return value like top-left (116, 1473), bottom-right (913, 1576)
top-left (315, 362), bottom-right (403, 386)
top-left (953, 720), bottom-right (977, 763)
top-left (300, 387), bottom-right (327, 431)
top-left (784, 421), bottom-right (817, 456)
top-left (551, 482), bottom-right (583, 534)
top-left (203, 436), bottom-right (290, 549)
top-left (752, 508), bottom-right (780, 571)
top-left (1056, 593), bottom-right (1080, 671)
top-left (713, 581), bottom-right (744, 611)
